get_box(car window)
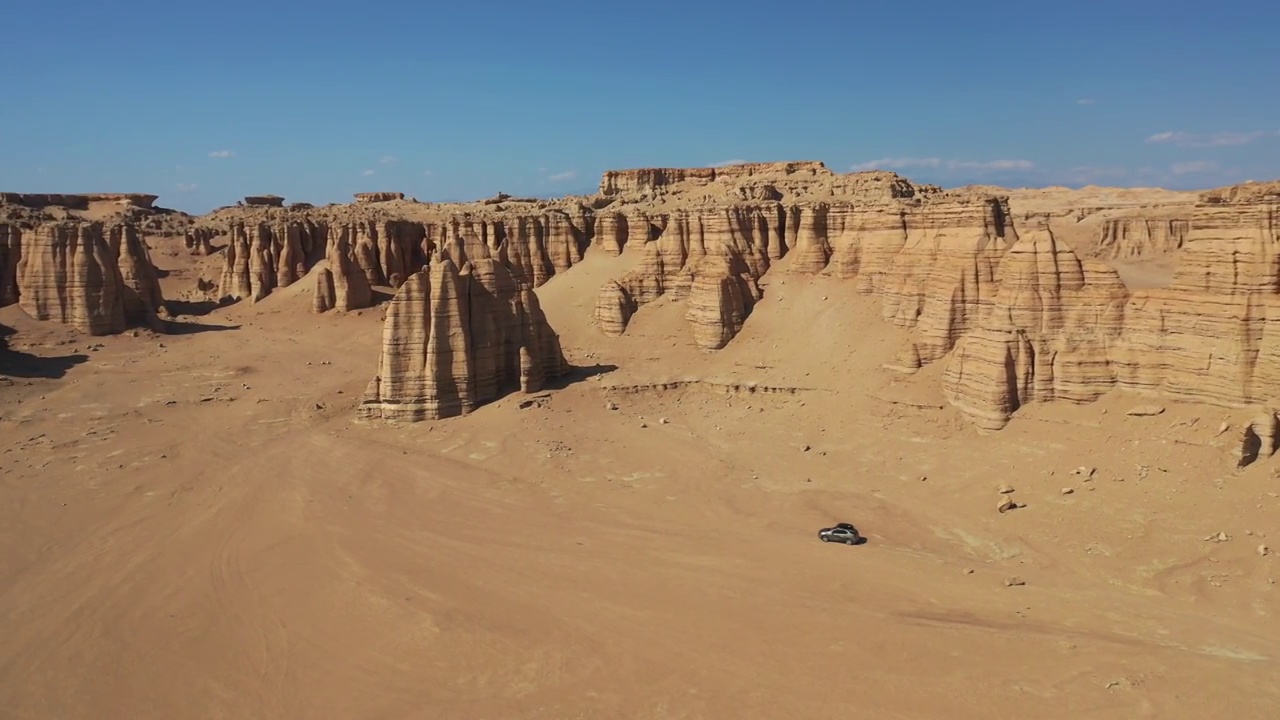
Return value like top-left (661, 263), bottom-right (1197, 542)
top-left (833, 529), bottom-right (849, 536)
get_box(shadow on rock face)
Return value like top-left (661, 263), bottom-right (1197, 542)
top-left (0, 324), bottom-right (89, 380)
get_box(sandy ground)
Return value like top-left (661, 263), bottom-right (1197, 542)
top-left (2, 238), bottom-right (1279, 720)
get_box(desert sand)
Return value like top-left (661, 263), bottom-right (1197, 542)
top-left (2, 167), bottom-right (1279, 719)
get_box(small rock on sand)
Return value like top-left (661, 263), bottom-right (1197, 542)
top-left (1061, 487), bottom-right (1074, 495)
top-left (997, 496), bottom-right (1016, 514)
top-left (998, 484), bottom-right (1015, 494)
top-left (1004, 576), bottom-right (1026, 587)
top-left (1126, 404), bottom-right (1166, 417)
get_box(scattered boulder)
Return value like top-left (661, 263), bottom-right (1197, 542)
top-left (1126, 404), bottom-right (1166, 417)
top-left (997, 496), bottom-right (1017, 514)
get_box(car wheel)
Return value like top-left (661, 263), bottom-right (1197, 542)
top-left (820, 534), bottom-right (829, 542)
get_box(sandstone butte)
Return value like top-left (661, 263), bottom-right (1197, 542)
top-left (4, 162), bottom-right (1279, 434)
top-left (0, 220), bottom-right (168, 335)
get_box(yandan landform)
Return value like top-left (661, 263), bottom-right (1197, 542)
top-left (3, 162), bottom-right (1280, 719)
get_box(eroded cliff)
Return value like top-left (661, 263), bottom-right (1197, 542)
top-left (357, 252), bottom-right (567, 421)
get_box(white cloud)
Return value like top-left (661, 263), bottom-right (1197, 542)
top-left (950, 159), bottom-right (1035, 171)
top-left (1076, 98), bottom-right (1096, 105)
top-left (710, 159), bottom-right (747, 168)
top-left (1146, 130), bottom-right (1280, 148)
top-left (175, 182), bottom-right (198, 192)
top-left (1062, 166), bottom-right (1129, 184)
top-left (547, 170), bottom-right (577, 182)
top-left (379, 155), bottom-right (397, 165)
top-left (1171, 161), bottom-right (1218, 176)
top-left (850, 157), bottom-right (942, 171)
top-left (208, 150), bottom-right (234, 159)
top-left (850, 157), bottom-right (1032, 173)
top-left (361, 169), bottom-right (375, 177)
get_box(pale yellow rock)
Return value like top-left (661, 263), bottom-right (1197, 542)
top-left (17, 222), bottom-right (126, 335)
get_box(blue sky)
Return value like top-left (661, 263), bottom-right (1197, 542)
top-left (1, 0), bottom-right (1277, 213)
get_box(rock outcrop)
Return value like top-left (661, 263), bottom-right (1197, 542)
top-left (1092, 218), bottom-right (1189, 259)
top-left (685, 254), bottom-right (756, 351)
top-left (0, 224), bottom-right (20, 306)
top-left (184, 227), bottom-right (217, 255)
top-left (935, 182), bottom-right (1280, 429)
top-left (312, 229), bottom-right (372, 313)
top-left (108, 223), bottom-right (167, 327)
top-left (354, 192), bottom-right (406, 204)
top-left (1112, 186), bottom-right (1280, 406)
top-left (217, 220), bottom-right (324, 302)
top-left (243, 195), bottom-right (285, 207)
top-left (16, 222), bottom-right (127, 335)
top-left (0, 193), bottom-right (159, 210)
top-left (358, 254), bottom-right (567, 421)
top-left (941, 229), bottom-right (1127, 429)
top-left (598, 162), bottom-right (831, 197)
top-left (594, 189), bottom-right (1015, 354)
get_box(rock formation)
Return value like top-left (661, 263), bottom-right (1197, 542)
top-left (354, 192), bottom-right (405, 204)
top-left (932, 181), bottom-right (1280, 429)
top-left (685, 254), bottom-right (756, 350)
top-left (108, 223), bottom-right (167, 327)
top-left (217, 220), bottom-right (324, 303)
top-left (598, 161), bottom-right (830, 197)
top-left (0, 193), bottom-right (159, 210)
top-left (2, 220), bottom-right (167, 333)
top-left (184, 227), bottom-right (217, 255)
top-left (312, 229), bottom-right (373, 313)
top-left (1092, 218), bottom-right (1189, 259)
top-left (1, 224), bottom-right (20, 306)
top-left (16, 222), bottom-right (126, 335)
top-left (358, 253), bottom-right (567, 421)
top-left (243, 195), bottom-right (285, 207)
top-left (941, 228), bottom-right (1127, 429)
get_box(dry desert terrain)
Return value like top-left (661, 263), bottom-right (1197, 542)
top-left (2, 167), bottom-right (1279, 719)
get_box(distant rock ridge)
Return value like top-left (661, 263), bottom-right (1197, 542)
top-left (354, 192), bottom-right (406, 204)
top-left (0, 193), bottom-right (159, 210)
top-left (213, 209), bottom-right (592, 306)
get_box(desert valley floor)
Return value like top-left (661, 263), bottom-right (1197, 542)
top-left (3, 169), bottom-right (1280, 719)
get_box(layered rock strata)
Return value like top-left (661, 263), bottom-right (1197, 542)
top-left (312, 229), bottom-right (373, 313)
top-left (215, 209), bottom-right (588, 307)
top-left (217, 220), bottom-right (324, 302)
top-left (941, 229), bottom-right (1127, 429)
top-left (0, 223), bottom-right (20, 306)
top-left (937, 183), bottom-right (1280, 429)
top-left (184, 227), bottom-right (217, 255)
top-left (355, 192), bottom-right (405, 203)
top-left (594, 193), bottom-right (1015, 354)
top-left (15, 222), bottom-right (127, 335)
top-left (358, 253), bottom-right (567, 421)
top-left (108, 223), bottom-right (167, 326)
